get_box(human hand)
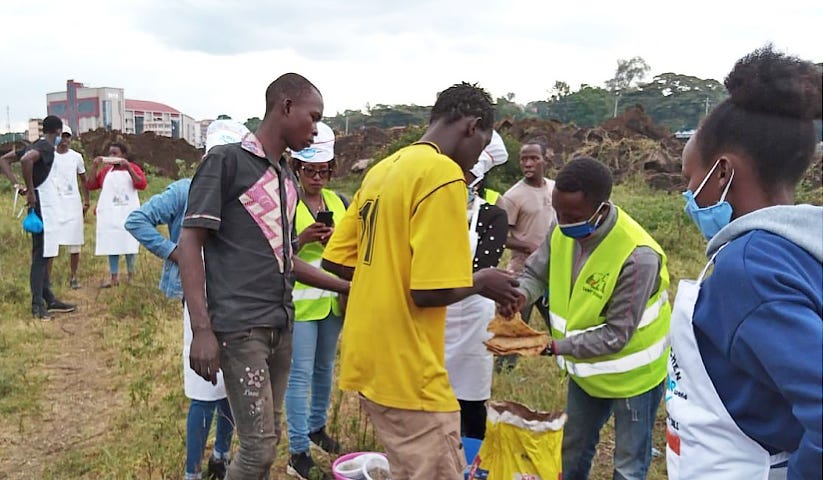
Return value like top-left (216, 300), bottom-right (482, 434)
top-left (93, 156), bottom-right (104, 166)
top-left (26, 189), bottom-right (36, 207)
top-left (474, 268), bottom-right (521, 305)
top-left (82, 202), bottom-right (90, 217)
top-left (190, 329), bottom-right (221, 385)
top-left (168, 247), bottom-right (180, 264)
top-left (497, 294), bottom-right (526, 318)
top-left (299, 222), bottom-right (334, 246)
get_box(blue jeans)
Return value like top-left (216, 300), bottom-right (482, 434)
top-left (562, 379), bottom-right (664, 480)
top-left (285, 314), bottom-right (343, 454)
top-left (186, 398), bottom-right (234, 475)
top-left (108, 254), bottom-right (136, 274)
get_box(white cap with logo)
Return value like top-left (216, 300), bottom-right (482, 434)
top-left (290, 121), bottom-right (335, 163)
top-left (205, 120), bottom-right (251, 153)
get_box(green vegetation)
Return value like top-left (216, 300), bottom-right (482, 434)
top-left (0, 169), bottom-right (708, 479)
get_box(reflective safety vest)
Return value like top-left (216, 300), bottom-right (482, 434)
top-left (293, 188), bottom-right (347, 321)
top-left (483, 188), bottom-right (501, 205)
top-left (548, 207), bottom-right (671, 398)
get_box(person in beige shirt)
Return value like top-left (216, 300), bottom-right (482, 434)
top-left (501, 140), bottom-right (557, 324)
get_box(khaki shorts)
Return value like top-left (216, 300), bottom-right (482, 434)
top-left (65, 244), bottom-right (82, 254)
top-left (360, 395), bottom-right (465, 480)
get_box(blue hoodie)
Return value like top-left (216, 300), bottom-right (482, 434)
top-left (694, 204), bottom-right (822, 480)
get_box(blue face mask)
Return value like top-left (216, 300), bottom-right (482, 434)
top-left (467, 186), bottom-right (476, 204)
top-left (559, 202), bottom-right (607, 239)
top-left (53, 135), bottom-right (61, 147)
top-left (682, 159), bottom-right (734, 240)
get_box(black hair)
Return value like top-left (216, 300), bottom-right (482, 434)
top-left (61, 131), bottom-right (72, 137)
top-left (430, 82), bottom-right (495, 130)
top-left (42, 115), bottom-right (62, 134)
top-left (523, 138), bottom-right (550, 156)
top-left (697, 45), bottom-right (822, 189)
top-left (555, 156), bottom-right (613, 206)
top-left (109, 142), bottom-right (129, 155)
top-left (265, 73), bottom-right (320, 116)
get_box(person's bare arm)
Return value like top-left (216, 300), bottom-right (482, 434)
top-left (78, 173), bottom-right (90, 215)
top-left (506, 236), bottom-right (539, 255)
top-left (293, 257), bottom-right (350, 294)
top-left (321, 258), bottom-right (355, 281)
top-left (411, 268), bottom-right (521, 308)
top-left (20, 150), bottom-right (42, 206)
top-left (0, 150), bottom-right (21, 187)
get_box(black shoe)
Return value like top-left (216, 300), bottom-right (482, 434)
top-left (287, 452), bottom-right (330, 480)
top-left (47, 300), bottom-right (76, 313)
top-left (32, 304), bottom-right (52, 320)
top-left (204, 455), bottom-right (227, 480)
top-left (309, 426), bottom-right (342, 454)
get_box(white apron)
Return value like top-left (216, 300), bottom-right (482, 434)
top-left (445, 196), bottom-right (494, 401)
top-left (36, 168), bottom-right (60, 258)
top-left (95, 169), bottom-right (140, 255)
top-left (183, 304), bottom-right (227, 401)
top-left (666, 251), bottom-right (791, 479)
top-left (50, 150), bottom-right (85, 246)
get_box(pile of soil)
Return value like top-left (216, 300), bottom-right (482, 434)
top-left (334, 126), bottom-right (409, 174)
top-left (499, 105), bottom-right (687, 190)
top-left (78, 129), bottom-right (203, 178)
top-left (331, 106), bottom-right (688, 190)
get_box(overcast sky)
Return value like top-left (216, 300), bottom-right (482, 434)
top-left (1, 0), bottom-right (820, 132)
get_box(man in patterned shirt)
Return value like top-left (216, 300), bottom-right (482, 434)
top-left (178, 73), bottom-right (348, 479)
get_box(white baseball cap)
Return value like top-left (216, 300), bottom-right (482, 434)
top-left (290, 122), bottom-right (335, 163)
top-left (205, 120), bottom-right (250, 153)
top-left (470, 130), bottom-right (508, 181)
top-left (61, 125), bottom-right (72, 136)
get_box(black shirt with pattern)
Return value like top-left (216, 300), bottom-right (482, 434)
top-left (183, 136), bottom-right (299, 333)
top-left (472, 202), bottom-right (509, 271)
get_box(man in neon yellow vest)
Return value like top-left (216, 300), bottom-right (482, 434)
top-left (502, 156), bottom-right (671, 480)
top-left (284, 121), bottom-right (349, 479)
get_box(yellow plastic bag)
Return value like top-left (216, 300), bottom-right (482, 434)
top-left (469, 401), bottom-right (566, 480)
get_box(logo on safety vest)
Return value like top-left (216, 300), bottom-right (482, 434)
top-left (582, 272), bottom-right (609, 298)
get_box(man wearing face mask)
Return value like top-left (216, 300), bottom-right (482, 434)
top-left (4, 115), bottom-right (77, 319)
top-left (501, 156), bottom-right (671, 480)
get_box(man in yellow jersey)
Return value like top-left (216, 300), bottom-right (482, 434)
top-left (501, 156), bottom-right (671, 480)
top-left (322, 83), bottom-right (521, 480)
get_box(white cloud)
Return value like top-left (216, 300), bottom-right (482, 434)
top-left (1, 0), bottom-right (820, 133)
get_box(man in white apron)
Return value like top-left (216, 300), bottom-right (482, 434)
top-left (47, 128), bottom-right (90, 289)
top-left (86, 142), bottom-right (147, 287)
top-left (667, 47), bottom-right (821, 480)
top-left (445, 130), bottom-right (509, 440)
top-left (7, 115), bottom-right (77, 319)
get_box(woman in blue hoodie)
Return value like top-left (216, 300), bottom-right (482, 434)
top-left (666, 46), bottom-right (822, 480)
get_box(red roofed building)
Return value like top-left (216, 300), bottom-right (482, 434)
top-left (125, 99), bottom-right (199, 146)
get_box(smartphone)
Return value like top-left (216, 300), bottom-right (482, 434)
top-left (316, 210), bottom-right (334, 227)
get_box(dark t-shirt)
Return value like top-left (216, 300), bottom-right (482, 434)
top-left (30, 139), bottom-right (55, 188)
top-left (183, 142), bottom-right (299, 333)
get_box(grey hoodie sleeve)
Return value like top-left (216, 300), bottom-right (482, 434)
top-left (517, 233), bottom-right (551, 306)
top-left (554, 246), bottom-right (661, 359)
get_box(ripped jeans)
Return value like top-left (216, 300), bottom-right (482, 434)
top-left (562, 379), bottom-right (664, 480)
top-left (217, 327), bottom-right (292, 480)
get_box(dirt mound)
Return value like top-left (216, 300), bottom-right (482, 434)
top-left (500, 105), bottom-right (686, 190)
top-left (334, 126), bottom-right (408, 174)
top-left (78, 129), bottom-right (203, 178)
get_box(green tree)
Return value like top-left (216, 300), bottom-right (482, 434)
top-left (244, 117), bottom-right (261, 132)
top-left (545, 84), bottom-right (612, 126)
top-left (216, 114), bottom-right (231, 120)
top-left (622, 73), bottom-right (727, 131)
top-left (606, 56), bottom-right (651, 117)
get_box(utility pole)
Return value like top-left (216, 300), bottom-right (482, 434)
top-left (704, 96), bottom-right (710, 116)
top-left (345, 114), bottom-right (349, 136)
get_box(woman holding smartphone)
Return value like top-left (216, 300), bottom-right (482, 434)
top-left (285, 122), bottom-right (349, 479)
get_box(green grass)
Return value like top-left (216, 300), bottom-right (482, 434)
top-left (0, 170), bottom-right (715, 479)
